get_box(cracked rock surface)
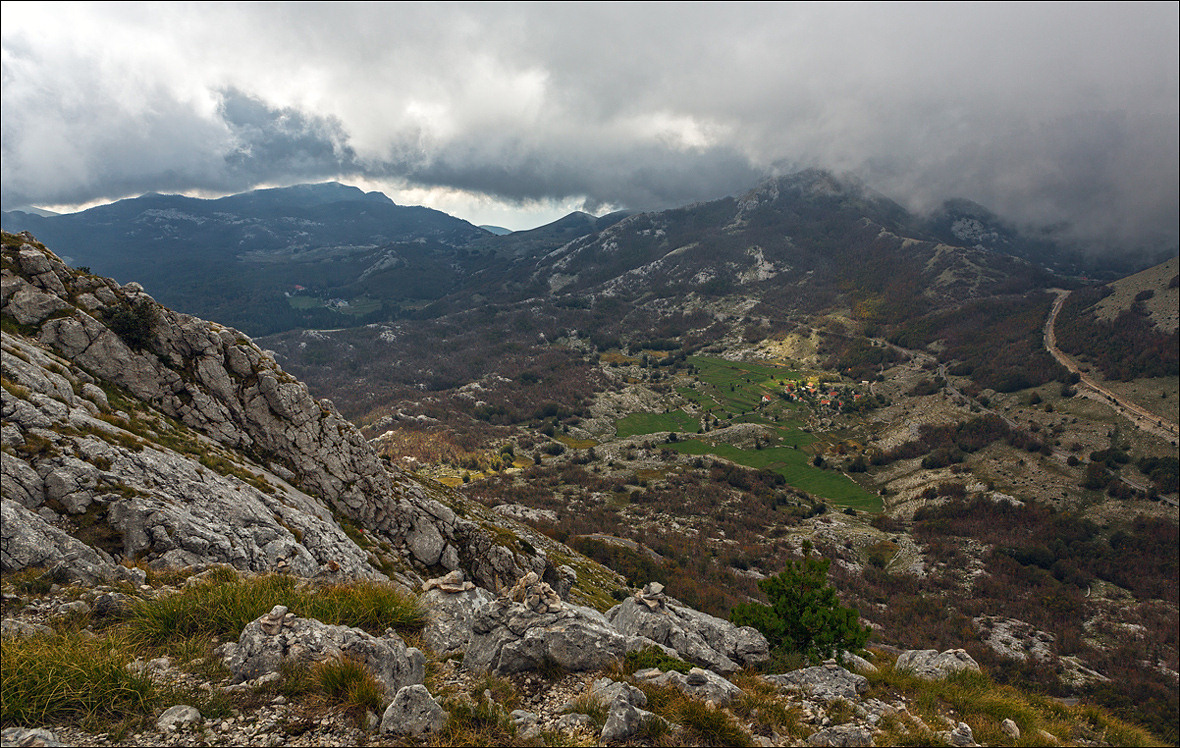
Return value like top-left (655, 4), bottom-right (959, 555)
top-left (2, 237), bottom-right (567, 590)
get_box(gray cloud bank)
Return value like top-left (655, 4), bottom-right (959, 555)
top-left (2, 3), bottom-right (1176, 253)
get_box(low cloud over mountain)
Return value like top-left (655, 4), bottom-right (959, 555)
top-left (2, 4), bottom-right (1176, 252)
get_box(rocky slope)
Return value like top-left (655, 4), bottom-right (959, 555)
top-left (3, 566), bottom-right (1140, 748)
top-left (2, 233), bottom-right (1165, 746)
top-left (1, 232), bottom-right (595, 596)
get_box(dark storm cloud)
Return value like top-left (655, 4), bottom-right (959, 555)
top-left (218, 89), bottom-right (361, 184)
top-left (383, 139), bottom-right (762, 212)
top-left (2, 3), bottom-right (1176, 251)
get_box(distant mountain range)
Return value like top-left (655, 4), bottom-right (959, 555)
top-left (0, 171), bottom-right (1145, 337)
top-left (2, 183), bottom-right (488, 334)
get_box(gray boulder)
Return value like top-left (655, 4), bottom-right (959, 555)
top-left (1, 619), bottom-right (54, 637)
top-left (156, 704), bottom-right (201, 732)
top-left (463, 573), bottom-right (647, 675)
top-left (421, 573), bottom-right (495, 656)
top-left (600, 695), bottom-right (664, 743)
top-left (380, 684), bottom-right (447, 736)
top-left (842, 652), bottom-right (878, 674)
top-left (945, 721), bottom-right (978, 747)
top-left (509, 710), bottom-right (541, 739)
top-left (605, 583), bottom-right (769, 674)
top-left (765, 661), bottom-right (868, 701)
top-left (588, 677), bottom-right (648, 709)
top-left (1001, 718), bottom-right (1020, 740)
top-left (649, 667), bottom-right (744, 706)
top-left (807, 724), bottom-right (874, 747)
top-left (0, 727), bottom-right (64, 747)
top-left (895, 649), bottom-right (980, 681)
top-left (219, 605), bottom-right (425, 698)
top-left (554, 712), bottom-right (596, 733)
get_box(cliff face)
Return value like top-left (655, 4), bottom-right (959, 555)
top-left (1, 233), bottom-right (567, 592)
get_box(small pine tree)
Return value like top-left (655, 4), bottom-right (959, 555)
top-left (730, 552), bottom-right (869, 664)
top-left (106, 300), bottom-right (156, 351)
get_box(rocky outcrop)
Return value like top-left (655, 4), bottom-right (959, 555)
top-left (638, 666), bottom-right (745, 705)
top-left (765, 661), bottom-right (869, 702)
top-left (1, 500), bottom-right (129, 585)
top-left (463, 573), bottom-right (648, 675)
top-left (218, 605), bottom-right (425, 698)
top-left (1, 235), bottom-right (571, 591)
top-left (600, 694), bottom-right (665, 743)
top-left (380, 685), bottom-right (447, 736)
top-left (569, 677), bottom-right (666, 743)
top-left (806, 724), bottom-right (874, 747)
top-left (421, 571), bottom-right (496, 656)
top-left (577, 676), bottom-right (650, 710)
top-left (0, 727), bottom-right (66, 747)
top-left (1, 329), bottom-right (378, 580)
top-left (605, 583), bottom-right (769, 674)
top-left (895, 649), bottom-right (981, 681)
top-left (156, 705), bottom-right (202, 732)
top-left (973, 616), bottom-right (1055, 663)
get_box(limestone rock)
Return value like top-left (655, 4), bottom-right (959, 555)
top-left (600, 695), bottom-right (663, 743)
top-left (0, 727), bottom-right (64, 747)
top-left (974, 616), bottom-right (1055, 663)
top-left (945, 721), bottom-right (978, 747)
top-left (380, 684), bottom-right (447, 736)
top-left (1, 618), bottom-right (55, 637)
top-left (765, 661), bottom-right (868, 701)
top-left (463, 574), bottom-right (647, 675)
top-left (5, 284), bottom-right (69, 325)
top-left (564, 677), bottom-right (648, 710)
top-left (220, 606), bottom-right (425, 697)
top-left (605, 583), bottom-right (769, 673)
top-left (493, 503), bottom-right (557, 524)
top-left (156, 704), bottom-right (201, 732)
top-left (843, 652), bottom-right (878, 674)
top-left (505, 571), bottom-right (564, 614)
top-left (421, 582), bottom-right (495, 656)
top-left (1, 500), bottom-right (121, 584)
top-left (895, 649), bottom-right (980, 680)
top-left (3, 239), bottom-right (560, 591)
top-left (555, 713), bottom-right (596, 733)
top-left (91, 592), bottom-right (133, 619)
top-left (1001, 718), bottom-right (1020, 740)
top-left (422, 570), bottom-right (475, 593)
top-left (806, 724), bottom-right (874, 747)
top-left (650, 667), bottom-right (744, 706)
top-left (509, 710), bottom-right (542, 739)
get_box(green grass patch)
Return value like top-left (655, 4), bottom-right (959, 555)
top-left (555, 434), bottom-right (598, 449)
top-left (287, 296), bottom-right (321, 310)
top-left (680, 357), bottom-right (821, 432)
top-left (616, 410), bottom-right (701, 438)
top-left (125, 569), bottom-right (425, 645)
top-left (311, 657), bottom-right (383, 718)
top-left (623, 645), bottom-right (692, 674)
top-left (864, 658), bottom-right (1162, 747)
top-left (1, 630), bottom-right (156, 727)
top-left (669, 439), bottom-right (880, 511)
top-left (286, 296), bottom-right (380, 316)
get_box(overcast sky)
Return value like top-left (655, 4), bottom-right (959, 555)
top-left (2, 3), bottom-right (1177, 249)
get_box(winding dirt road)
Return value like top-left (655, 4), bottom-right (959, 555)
top-left (1044, 289), bottom-right (1179, 445)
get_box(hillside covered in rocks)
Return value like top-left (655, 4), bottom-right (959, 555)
top-left (1, 233), bottom-right (1163, 747)
top-left (1, 232), bottom-right (610, 597)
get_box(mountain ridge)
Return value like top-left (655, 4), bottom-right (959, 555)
top-left (0, 231), bottom-right (608, 601)
top-left (1, 170), bottom-right (1108, 338)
